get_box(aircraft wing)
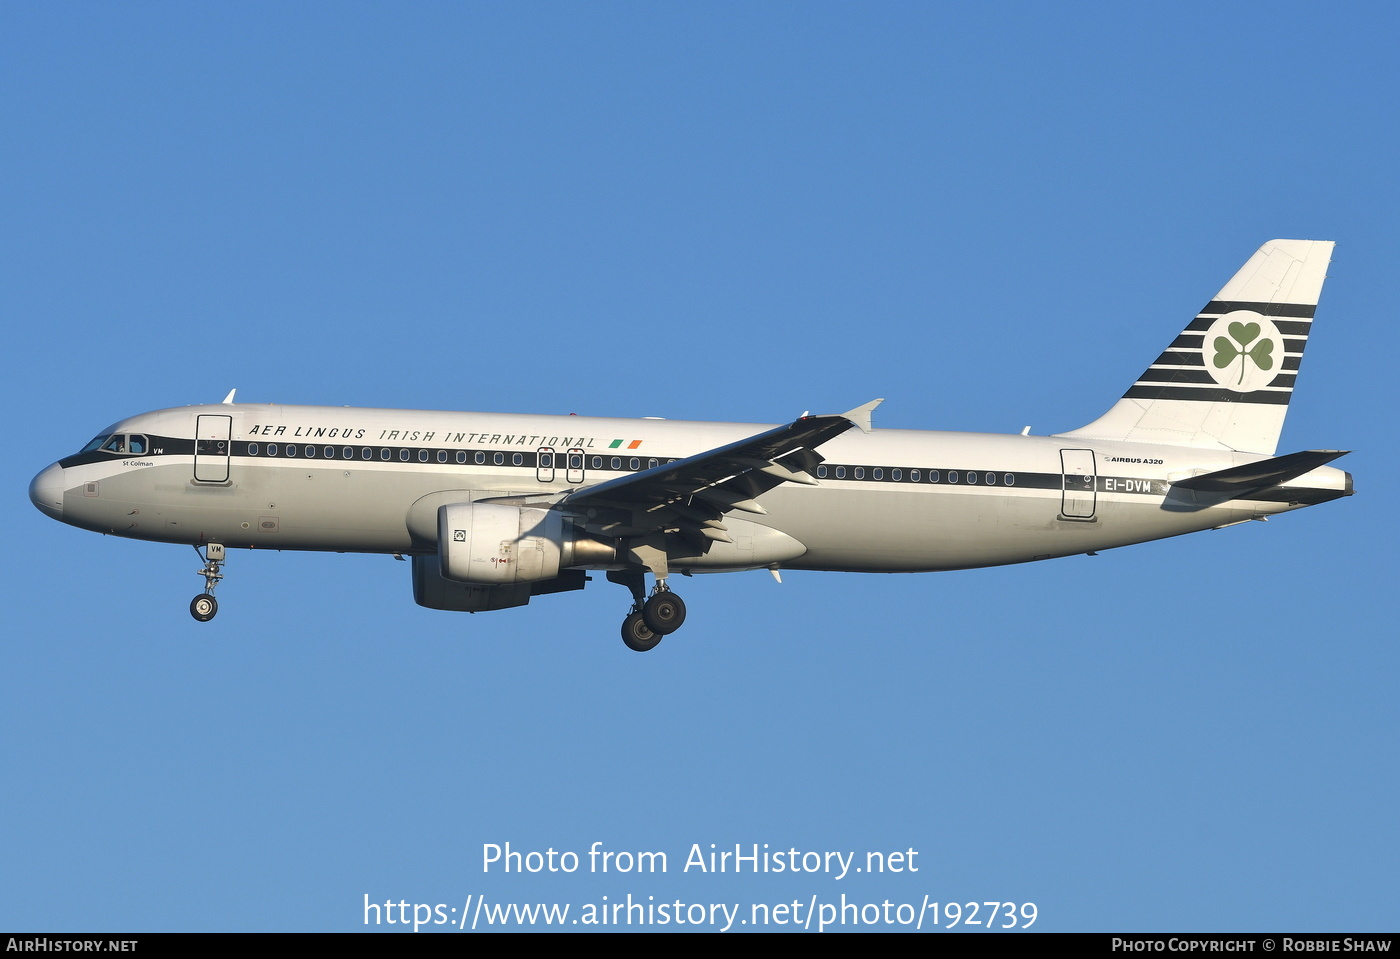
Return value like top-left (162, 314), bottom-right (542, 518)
top-left (558, 400), bottom-right (881, 545)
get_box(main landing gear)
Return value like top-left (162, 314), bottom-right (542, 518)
top-left (190, 543), bottom-right (225, 622)
top-left (609, 570), bottom-right (687, 652)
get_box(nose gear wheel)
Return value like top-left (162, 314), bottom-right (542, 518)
top-left (190, 593), bottom-right (218, 622)
top-left (189, 544), bottom-right (225, 622)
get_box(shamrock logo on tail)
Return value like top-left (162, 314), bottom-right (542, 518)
top-left (1213, 321), bottom-right (1275, 385)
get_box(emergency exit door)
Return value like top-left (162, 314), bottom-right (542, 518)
top-left (1060, 449), bottom-right (1096, 519)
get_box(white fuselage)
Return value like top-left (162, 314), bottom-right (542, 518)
top-left (31, 402), bottom-right (1350, 574)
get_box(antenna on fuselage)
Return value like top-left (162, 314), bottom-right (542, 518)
top-left (221, 389), bottom-right (237, 405)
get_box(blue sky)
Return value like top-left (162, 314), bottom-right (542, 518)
top-left (3, 2), bottom-right (1395, 932)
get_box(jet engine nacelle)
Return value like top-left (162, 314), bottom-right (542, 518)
top-left (437, 502), bottom-right (616, 585)
top-left (438, 503), bottom-right (561, 585)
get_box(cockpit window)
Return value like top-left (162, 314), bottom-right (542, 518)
top-left (80, 433), bottom-right (149, 455)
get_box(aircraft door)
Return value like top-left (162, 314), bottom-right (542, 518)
top-left (194, 414), bottom-right (232, 483)
top-left (536, 447), bottom-right (555, 483)
top-left (566, 447), bottom-right (584, 485)
top-left (1059, 449), bottom-right (1096, 519)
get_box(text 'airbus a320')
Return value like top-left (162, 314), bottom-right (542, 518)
top-left (30, 240), bottom-right (1351, 650)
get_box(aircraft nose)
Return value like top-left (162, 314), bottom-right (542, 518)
top-left (29, 463), bottom-right (66, 520)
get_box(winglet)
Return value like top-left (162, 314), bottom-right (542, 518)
top-left (221, 389), bottom-right (237, 405)
top-left (840, 398), bottom-right (884, 434)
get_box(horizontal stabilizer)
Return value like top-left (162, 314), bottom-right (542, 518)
top-left (1172, 449), bottom-right (1349, 495)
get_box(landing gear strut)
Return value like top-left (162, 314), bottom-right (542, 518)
top-left (608, 569), bottom-right (686, 652)
top-left (190, 543), bottom-right (225, 622)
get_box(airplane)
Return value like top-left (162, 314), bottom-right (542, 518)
top-left (29, 239), bottom-right (1352, 651)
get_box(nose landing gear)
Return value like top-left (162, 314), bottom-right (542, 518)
top-left (190, 543), bottom-right (225, 622)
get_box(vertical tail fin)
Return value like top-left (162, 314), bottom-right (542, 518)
top-left (1059, 239), bottom-right (1334, 455)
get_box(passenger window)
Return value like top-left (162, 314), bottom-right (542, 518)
top-left (910, 469), bottom-right (920, 482)
top-left (816, 465), bottom-right (828, 478)
top-left (611, 457), bottom-right (621, 469)
top-left (399, 449), bottom-right (410, 462)
top-left (456, 451), bottom-right (467, 464)
top-left (512, 453), bottom-right (523, 466)
top-left (854, 467), bottom-right (865, 479)
top-left (591, 456), bottom-right (602, 469)
top-left (248, 443), bottom-right (259, 456)
top-left (380, 448), bottom-right (391, 461)
top-left (475, 451), bottom-right (486, 465)
top-left (268, 444), bottom-right (278, 456)
top-left (305, 446), bottom-right (315, 457)
top-left (835, 466), bottom-right (846, 479)
top-left (324, 446), bottom-right (335, 459)
top-left (419, 450), bottom-right (429, 463)
top-left (891, 468), bottom-right (902, 481)
top-left (361, 448), bottom-right (372, 460)
top-left (342, 447), bottom-right (352, 459)
top-left (873, 468), bottom-right (883, 480)
top-left (286, 445), bottom-right (297, 457)
top-left (1004, 473), bottom-right (1015, 486)
top-left (629, 457), bottom-right (640, 470)
top-left (493, 452), bottom-right (505, 465)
